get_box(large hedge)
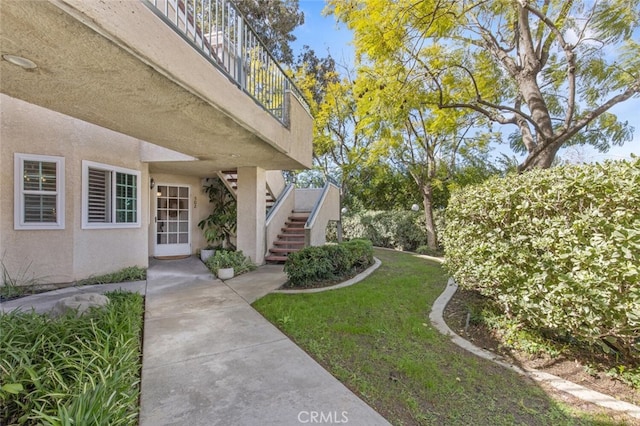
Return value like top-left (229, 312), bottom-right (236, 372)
top-left (337, 210), bottom-right (440, 251)
top-left (444, 158), bottom-right (640, 358)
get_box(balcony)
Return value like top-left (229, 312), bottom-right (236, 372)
top-left (0, 0), bottom-right (313, 172)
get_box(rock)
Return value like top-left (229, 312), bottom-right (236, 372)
top-left (51, 293), bottom-right (110, 317)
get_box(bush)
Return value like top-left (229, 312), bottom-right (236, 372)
top-left (205, 250), bottom-right (256, 277)
top-left (284, 240), bottom-right (374, 288)
top-left (444, 158), bottom-right (640, 359)
top-left (415, 245), bottom-right (443, 257)
top-left (340, 210), bottom-right (435, 251)
top-left (342, 239), bottom-right (374, 269)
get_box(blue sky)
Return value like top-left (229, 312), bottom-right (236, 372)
top-left (292, 0), bottom-right (640, 164)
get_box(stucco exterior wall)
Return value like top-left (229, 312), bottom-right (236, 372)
top-left (306, 184), bottom-right (341, 247)
top-left (294, 188), bottom-right (323, 212)
top-left (0, 94), bottom-right (148, 285)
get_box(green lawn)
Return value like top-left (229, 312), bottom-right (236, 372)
top-left (253, 248), bottom-right (627, 425)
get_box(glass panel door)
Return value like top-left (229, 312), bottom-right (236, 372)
top-left (155, 185), bottom-right (191, 256)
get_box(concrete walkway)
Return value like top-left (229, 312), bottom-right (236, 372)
top-left (1, 257), bottom-right (389, 425)
top-left (139, 256), bottom-right (389, 426)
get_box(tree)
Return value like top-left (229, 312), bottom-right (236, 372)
top-left (352, 63), bottom-right (495, 249)
top-left (328, 0), bottom-right (640, 170)
top-left (234, 0), bottom-right (304, 66)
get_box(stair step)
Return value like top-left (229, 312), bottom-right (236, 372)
top-left (265, 255), bottom-right (289, 262)
top-left (227, 178), bottom-right (238, 183)
top-left (281, 227), bottom-right (305, 233)
top-left (288, 216), bottom-right (308, 222)
top-left (269, 247), bottom-right (302, 254)
top-left (221, 170), bottom-right (237, 174)
top-left (284, 221), bottom-right (305, 227)
top-left (277, 233), bottom-right (304, 239)
top-left (273, 241), bottom-right (305, 247)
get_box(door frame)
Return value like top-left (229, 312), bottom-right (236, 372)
top-left (153, 183), bottom-right (192, 257)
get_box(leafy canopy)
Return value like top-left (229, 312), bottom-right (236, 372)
top-left (328, 0), bottom-right (640, 170)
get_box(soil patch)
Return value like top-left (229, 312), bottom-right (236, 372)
top-left (443, 287), bottom-right (640, 413)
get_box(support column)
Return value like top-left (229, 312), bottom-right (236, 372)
top-left (236, 167), bottom-right (266, 265)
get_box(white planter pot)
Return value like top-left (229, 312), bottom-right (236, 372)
top-left (200, 249), bottom-right (215, 262)
top-left (217, 267), bottom-right (234, 280)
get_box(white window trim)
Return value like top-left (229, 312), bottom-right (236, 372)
top-left (14, 153), bottom-right (65, 230)
top-left (82, 160), bottom-right (142, 229)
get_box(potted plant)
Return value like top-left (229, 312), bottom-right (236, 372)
top-left (204, 249), bottom-right (256, 280)
top-left (198, 178), bottom-right (237, 262)
top-left (207, 250), bottom-right (236, 280)
top-left (200, 247), bottom-right (216, 262)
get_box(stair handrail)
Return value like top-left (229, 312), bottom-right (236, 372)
top-left (266, 183), bottom-right (294, 224)
top-left (304, 181), bottom-right (340, 230)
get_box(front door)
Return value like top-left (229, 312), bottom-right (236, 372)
top-left (155, 184), bottom-right (191, 256)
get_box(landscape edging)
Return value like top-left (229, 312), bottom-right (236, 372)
top-left (430, 277), bottom-right (640, 420)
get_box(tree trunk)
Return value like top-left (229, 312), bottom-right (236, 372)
top-left (421, 183), bottom-right (438, 250)
top-left (520, 138), bottom-right (563, 170)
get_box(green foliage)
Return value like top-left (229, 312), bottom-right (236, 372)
top-left (76, 266), bottom-right (146, 286)
top-left (415, 245), bottom-right (444, 257)
top-left (328, 0), bottom-right (640, 170)
top-left (283, 240), bottom-right (374, 288)
top-left (0, 290), bottom-right (143, 425)
top-left (205, 250), bottom-right (256, 277)
top-left (606, 365), bottom-right (640, 390)
top-left (341, 239), bottom-right (374, 269)
top-left (444, 158), bottom-right (640, 359)
top-left (255, 249), bottom-right (619, 423)
top-left (0, 256), bottom-right (39, 301)
top-left (341, 210), bottom-right (440, 251)
top-left (198, 178), bottom-right (237, 248)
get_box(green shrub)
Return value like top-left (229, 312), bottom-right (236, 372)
top-left (205, 249), bottom-right (256, 277)
top-left (415, 245), bottom-right (444, 257)
top-left (444, 158), bottom-right (640, 359)
top-left (0, 290), bottom-right (143, 425)
top-left (340, 210), bottom-right (442, 251)
top-left (342, 239), bottom-right (374, 268)
top-left (284, 240), bottom-right (374, 288)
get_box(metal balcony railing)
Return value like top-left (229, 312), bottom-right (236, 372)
top-left (144, 0), bottom-right (310, 126)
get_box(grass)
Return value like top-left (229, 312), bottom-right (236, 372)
top-left (0, 290), bottom-right (143, 425)
top-left (1, 264), bottom-right (146, 302)
top-left (253, 248), bottom-right (631, 425)
top-left (0, 257), bottom-right (40, 301)
top-left (75, 266), bottom-right (147, 286)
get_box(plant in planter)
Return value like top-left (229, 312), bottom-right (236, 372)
top-left (205, 249), bottom-right (256, 280)
top-left (198, 178), bottom-right (237, 262)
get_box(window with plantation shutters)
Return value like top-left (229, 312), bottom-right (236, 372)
top-left (82, 161), bottom-right (141, 229)
top-left (14, 154), bottom-right (65, 230)
top-left (88, 168), bottom-right (110, 222)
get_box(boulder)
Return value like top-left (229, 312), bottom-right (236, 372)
top-left (51, 293), bottom-right (110, 317)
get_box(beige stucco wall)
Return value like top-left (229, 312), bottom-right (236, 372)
top-left (294, 188), bottom-right (324, 212)
top-left (0, 94), bottom-right (148, 285)
top-left (306, 184), bottom-right (341, 247)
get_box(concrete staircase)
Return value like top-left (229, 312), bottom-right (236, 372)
top-left (265, 211), bottom-right (309, 263)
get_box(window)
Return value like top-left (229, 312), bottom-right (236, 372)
top-left (14, 154), bottom-right (65, 230)
top-left (82, 161), bottom-right (141, 229)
